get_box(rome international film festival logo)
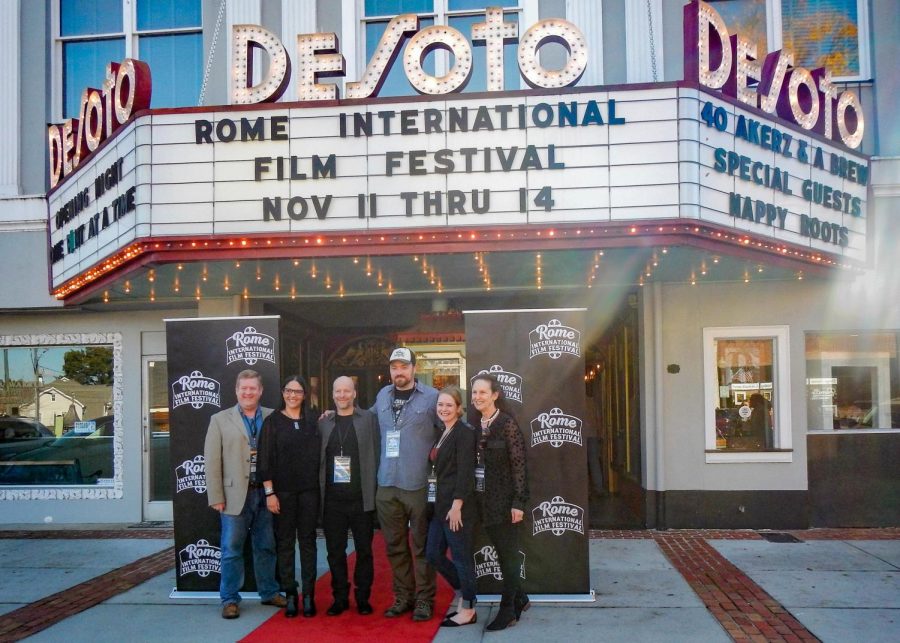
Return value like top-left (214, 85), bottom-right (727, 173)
top-left (532, 495), bottom-right (585, 536)
top-left (530, 407), bottom-right (584, 448)
top-left (474, 365), bottom-right (523, 404)
top-left (473, 544), bottom-right (526, 580)
top-left (178, 539), bottom-right (221, 578)
top-left (225, 326), bottom-right (276, 366)
top-left (171, 370), bottom-right (221, 410)
top-left (529, 319), bottom-right (582, 359)
top-left (175, 455), bottom-right (206, 494)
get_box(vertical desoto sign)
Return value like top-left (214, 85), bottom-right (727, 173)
top-left (465, 309), bottom-right (590, 596)
top-left (166, 316), bottom-right (280, 593)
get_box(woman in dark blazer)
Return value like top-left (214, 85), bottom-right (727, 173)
top-left (425, 386), bottom-right (478, 627)
top-left (470, 373), bottom-right (530, 631)
top-left (257, 375), bottom-right (321, 618)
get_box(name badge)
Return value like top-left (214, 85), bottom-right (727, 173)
top-left (475, 466), bottom-right (485, 492)
top-left (386, 430), bottom-right (401, 458)
top-left (333, 456), bottom-right (351, 483)
top-left (250, 448), bottom-right (257, 474)
top-left (427, 474), bottom-right (437, 503)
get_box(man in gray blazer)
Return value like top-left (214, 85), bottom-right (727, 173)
top-left (318, 376), bottom-right (380, 616)
top-left (204, 369), bottom-right (286, 619)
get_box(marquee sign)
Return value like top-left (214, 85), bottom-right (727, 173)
top-left (45, 2), bottom-right (869, 298)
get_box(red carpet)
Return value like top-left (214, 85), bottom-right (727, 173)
top-left (241, 532), bottom-right (455, 642)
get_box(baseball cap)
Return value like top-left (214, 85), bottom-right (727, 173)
top-left (389, 347), bottom-right (416, 365)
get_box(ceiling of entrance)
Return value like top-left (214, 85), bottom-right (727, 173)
top-left (80, 245), bottom-right (811, 308)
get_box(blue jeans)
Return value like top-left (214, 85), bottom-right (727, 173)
top-left (219, 487), bottom-right (279, 605)
top-left (425, 514), bottom-right (477, 604)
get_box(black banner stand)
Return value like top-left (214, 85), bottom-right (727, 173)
top-left (164, 316), bottom-right (281, 600)
top-left (465, 308), bottom-right (594, 603)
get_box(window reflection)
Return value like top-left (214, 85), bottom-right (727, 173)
top-left (713, 337), bottom-right (776, 450)
top-left (0, 344), bottom-right (115, 486)
top-left (139, 33), bottom-right (203, 108)
top-left (806, 332), bottom-right (899, 430)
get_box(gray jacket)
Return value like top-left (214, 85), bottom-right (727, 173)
top-left (318, 407), bottom-right (380, 512)
top-left (373, 381), bottom-right (439, 490)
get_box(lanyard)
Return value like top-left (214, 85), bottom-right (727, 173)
top-left (335, 417), bottom-right (352, 456)
top-left (241, 407), bottom-right (261, 446)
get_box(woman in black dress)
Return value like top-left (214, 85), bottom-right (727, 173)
top-left (258, 375), bottom-right (321, 617)
top-left (470, 373), bottom-right (530, 631)
top-left (425, 386), bottom-right (478, 627)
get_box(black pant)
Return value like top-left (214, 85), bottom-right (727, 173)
top-left (485, 521), bottom-right (522, 601)
top-left (274, 489), bottom-right (319, 595)
top-left (323, 495), bottom-right (374, 602)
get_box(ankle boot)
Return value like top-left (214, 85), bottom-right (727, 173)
top-left (302, 591), bottom-right (316, 617)
top-left (486, 593), bottom-right (517, 631)
top-left (285, 591), bottom-right (298, 618)
top-left (514, 590), bottom-right (530, 619)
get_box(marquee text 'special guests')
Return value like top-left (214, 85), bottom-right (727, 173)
top-left (317, 376), bottom-right (380, 616)
top-left (257, 375), bottom-right (321, 618)
top-left (374, 347), bottom-right (440, 621)
top-left (204, 369), bottom-right (286, 620)
top-left (425, 386), bottom-right (478, 627)
top-left (470, 373), bottom-right (530, 631)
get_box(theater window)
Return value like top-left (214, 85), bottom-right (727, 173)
top-left (708, 0), bottom-right (870, 81)
top-left (703, 326), bottom-right (792, 463)
top-left (806, 332), bottom-right (900, 432)
top-left (0, 333), bottom-right (122, 497)
top-left (56, 0), bottom-right (202, 119)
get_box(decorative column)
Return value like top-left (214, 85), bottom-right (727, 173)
top-left (0, 0), bottom-right (20, 196)
top-left (566, 0), bottom-right (603, 86)
top-left (625, 0), bottom-right (663, 83)
top-left (280, 1), bottom-right (317, 101)
top-left (226, 0), bottom-right (261, 103)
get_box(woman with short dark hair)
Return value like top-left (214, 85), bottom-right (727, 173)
top-left (470, 373), bottom-right (530, 631)
top-left (258, 375), bottom-right (321, 617)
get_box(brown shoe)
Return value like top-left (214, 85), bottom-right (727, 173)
top-left (383, 597), bottom-right (414, 617)
top-left (262, 594), bottom-right (288, 608)
top-left (412, 600), bottom-right (433, 622)
top-left (221, 603), bottom-right (240, 619)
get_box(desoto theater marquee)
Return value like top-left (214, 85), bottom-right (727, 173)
top-left (46, 1), bottom-right (868, 303)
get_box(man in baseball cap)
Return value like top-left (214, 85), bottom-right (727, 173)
top-left (372, 346), bottom-right (438, 621)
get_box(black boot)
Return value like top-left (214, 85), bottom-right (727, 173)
top-left (285, 590), bottom-right (298, 618)
top-left (486, 593), bottom-right (517, 632)
top-left (514, 590), bottom-right (530, 619)
top-left (302, 591), bottom-right (317, 617)
top-left (355, 590), bottom-right (373, 615)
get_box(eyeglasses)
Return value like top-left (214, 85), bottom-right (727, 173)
top-left (282, 388), bottom-right (305, 396)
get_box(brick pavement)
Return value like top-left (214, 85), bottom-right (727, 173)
top-left (0, 527), bottom-right (896, 642)
top-left (0, 544), bottom-right (174, 642)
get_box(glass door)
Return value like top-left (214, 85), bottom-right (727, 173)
top-left (142, 356), bottom-right (172, 521)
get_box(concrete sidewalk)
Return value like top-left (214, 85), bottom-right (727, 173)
top-left (0, 526), bottom-right (897, 642)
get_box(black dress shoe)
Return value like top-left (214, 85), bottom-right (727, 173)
top-left (285, 593), bottom-right (298, 618)
top-left (440, 612), bottom-right (477, 627)
top-left (357, 600), bottom-right (373, 615)
top-left (302, 594), bottom-right (316, 617)
top-left (326, 599), bottom-right (349, 616)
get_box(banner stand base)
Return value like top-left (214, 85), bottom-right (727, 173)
top-left (169, 590), bottom-right (262, 600)
top-left (476, 590), bottom-right (595, 603)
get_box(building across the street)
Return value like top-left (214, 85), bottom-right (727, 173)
top-left (0, 0), bottom-right (897, 528)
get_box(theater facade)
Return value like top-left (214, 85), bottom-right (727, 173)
top-left (0, 1), bottom-right (897, 528)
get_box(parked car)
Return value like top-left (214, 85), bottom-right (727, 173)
top-left (0, 416), bottom-right (114, 485)
top-left (0, 417), bottom-right (54, 460)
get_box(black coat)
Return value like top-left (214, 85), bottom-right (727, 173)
top-left (477, 411), bottom-right (529, 526)
top-left (432, 419), bottom-right (476, 520)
